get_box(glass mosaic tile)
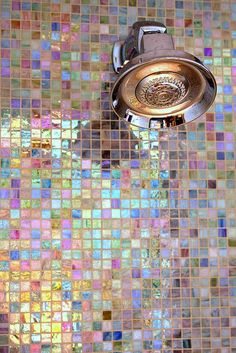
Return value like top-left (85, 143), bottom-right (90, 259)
top-left (0, 0), bottom-right (236, 353)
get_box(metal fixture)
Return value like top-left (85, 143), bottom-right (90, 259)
top-left (111, 21), bottom-right (217, 129)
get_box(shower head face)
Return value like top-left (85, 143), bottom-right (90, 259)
top-left (111, 53), bottom-right (217, 129)
top-left (111, 22), bottom-right (217, 129)
top-left (118, 59), bottom-right (206, 116)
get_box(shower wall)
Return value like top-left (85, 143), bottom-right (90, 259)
top-left (0, 1), bottom-right (235, 353)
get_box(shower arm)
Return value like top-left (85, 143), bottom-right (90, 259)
top-left (113, 21), bottom-right (175, 73)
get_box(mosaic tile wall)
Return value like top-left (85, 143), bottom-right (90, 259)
top-left (0, 0), bottom-right (236, 352)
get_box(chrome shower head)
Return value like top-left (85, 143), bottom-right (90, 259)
top-left (111, 21), bottom-right (217, 129)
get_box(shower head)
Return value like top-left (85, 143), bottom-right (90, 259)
top-left (111, 21), bottom-right (217, 129)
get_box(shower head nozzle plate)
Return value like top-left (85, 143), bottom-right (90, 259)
top-left (136, 73), bottom-right (188, 108)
